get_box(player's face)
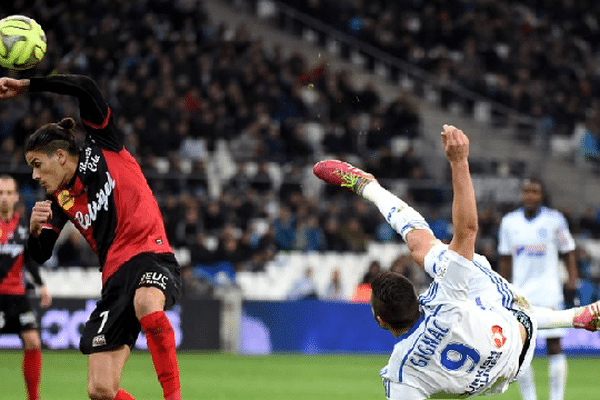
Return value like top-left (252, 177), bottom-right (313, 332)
top-left (25, 150), bottom-right (70, 194)
top-left (521, 181), bottom-right (543, 212)
top-left (0, 178), bottom-right (19, 216)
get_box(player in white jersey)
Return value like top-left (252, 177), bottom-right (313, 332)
top-left (313, 124), bottom-right (600, 400)
top-left (498, 178), bottom-right (578, 400)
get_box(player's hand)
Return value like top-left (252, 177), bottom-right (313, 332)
top-left (30, 200), bottom-right (53, 237)
top-left (0, 77), bottom-right (30, 99)
top-left (39, 285), bottom-right (52, 308)
top-left (441, 124), bottom-right (469, 163)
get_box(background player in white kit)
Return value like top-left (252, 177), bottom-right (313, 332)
top-left (313, 124), bottom-right (600, 400)
top-left (498, 178), bottom-right (578, 400)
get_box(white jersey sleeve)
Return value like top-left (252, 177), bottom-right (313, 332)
top-left (381, 374), bottom-right (427, 400)
top-left (556, 212), bottom-right (576, 253)
top-left (497, 215), bottom-right (512, 256)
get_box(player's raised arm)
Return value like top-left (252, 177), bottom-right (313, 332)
top-left (29, 74), bottom-right (123, 151)
top-left (0, 77), bottom-right (30, 98)
top-left (442, 124), bottom-right (477, 261)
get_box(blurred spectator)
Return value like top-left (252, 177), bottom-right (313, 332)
top-left (578, 207), bottom-right (600, 239)
top-left (351, 259), bottom-right (381, 303)
top-left (287, 266), bottom-right (319, 300)
top-left (323, 268), bottom-right (344, 301)
top-left (339, 216), bottom-right (369, 252)
top-left (174, 202), bottom-right (203, 247)
top-left (55, 228), bottom-right (98, 268)
top-left (322, 216), bottom-right (348, 252)
top-left (427, 210), bottom-right (453, 243)
top-left (273, 205), bottom-right (297, 250)
top-left (296, 214), bottom-right (326, 252)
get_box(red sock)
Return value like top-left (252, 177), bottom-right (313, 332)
top-left (23, 348), bottom-right (41, 400)
top-left (114, 389), bottom-right (135, 400)
top-left (140, 311), bottom-right (180, 400)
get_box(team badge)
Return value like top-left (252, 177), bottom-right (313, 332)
top-left (57, 190), bottom-right (75, 210)
top-left (92, 334), bottom-right (106, 347)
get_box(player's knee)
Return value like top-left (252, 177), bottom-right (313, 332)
top-left (133, 286), bottom-right (165, 320)
top-left (21, 330), bottom-right (42, 350)
top-left (88, 380), bottom-right (118, 400)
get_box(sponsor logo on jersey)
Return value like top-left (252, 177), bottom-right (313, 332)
top-left (491, 325), bottom-right (506, 348)
top-left (57, 190), bottom-right (75, 210)
top-left (466, 351), bottom-right (502, 394)
top-left (74, 172), bottom-right (116, 230)
top-left (139, 272), bottom-right (168, 290)
top-left (92, 334), bottom-right (106, 347)
top-left (514, 244), bottom-right (547, 257)
top-left (79, 147), bottom-right (101, 173)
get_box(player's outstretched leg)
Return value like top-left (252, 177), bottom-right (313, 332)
top-left (313, 160), bottom-right (433, 242)
top-left (314, 160), bottom-right (438, 267)
top-left (573, 300), bottom-right (600, 331)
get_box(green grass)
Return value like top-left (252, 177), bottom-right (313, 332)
top-left (0, 351), bottom-right (598, 399)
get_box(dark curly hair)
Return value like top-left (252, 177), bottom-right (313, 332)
top-left (370, 271), bottom-right (420, 332)
top-left (25, 117), bottom-right (78, 155)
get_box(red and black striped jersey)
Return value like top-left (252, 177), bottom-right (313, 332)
top-left (27, 75), bottom-right (173, 284)
top-left (0, 212), bottom-right (41, 295)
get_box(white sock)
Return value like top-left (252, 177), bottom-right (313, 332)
top-left (548, 353), bottom-right (567, 400)
top-left (517, 365), bottom-right (537, 400)
top-left (362, 182), bottom-right (432, 242)
top-left (532, 307), bottom-right (578, 329)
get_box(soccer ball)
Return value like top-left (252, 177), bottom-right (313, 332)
top-left (0, 15), bottom-right (46, 70)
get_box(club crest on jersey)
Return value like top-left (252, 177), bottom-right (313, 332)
top-left (491, 325), bottom-right (506, 348)
top-left (92, 334), bottom-right (106, 347)
top-left (57, 190), bottom-right (75, 210)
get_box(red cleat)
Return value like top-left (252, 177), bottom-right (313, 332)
top-left (573, 301), bottom-right (600, 331)
top-left (313, 160), bottom-right (376, 196)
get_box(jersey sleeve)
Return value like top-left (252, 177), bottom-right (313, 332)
top-left (24, 255), bottom-right (44, 286)
top-left (423, 243), bottom-right (472, 302)
top-left (556, 213), bottom-right (576, 253)
top-left (496, 216), bottom-right (512, 256)
top-left (28, 74), bottom-right (123, 151)
top-left (27, 200), bottom-right (69, 264)
top-left (383, 379), bottom-right (427, 400)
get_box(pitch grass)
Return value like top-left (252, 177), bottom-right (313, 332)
top-left (1, 350), bottom-right (598, 399)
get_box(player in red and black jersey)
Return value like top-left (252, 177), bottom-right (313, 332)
top-left (0, 174), bottom-right (51, 400)
top-left (0, 75), bottom-right (182, 400)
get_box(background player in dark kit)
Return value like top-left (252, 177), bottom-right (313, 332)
top-left (0, 174), bottom-right (51, 400)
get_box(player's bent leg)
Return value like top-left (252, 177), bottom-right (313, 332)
top-left (532, 301), bottom-right (600, 331)
top-left (135, 287), bottom-right (181, 400)
top-left (517, 365), bottom-right (538, 400)
top-left (87, 345), bottom-right (130, 400)
top-left (546, 339), bottom-right (566, 400)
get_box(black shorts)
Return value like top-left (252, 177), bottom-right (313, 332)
top-left (0, 294), bottom-right (38, 334)
top-left (79, 252), bottom-right (181, 354)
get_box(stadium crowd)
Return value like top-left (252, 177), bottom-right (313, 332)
top-left (1, 0), bottom-right (600, 299)
top-left (282, 0), bottom-right (600, 143)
